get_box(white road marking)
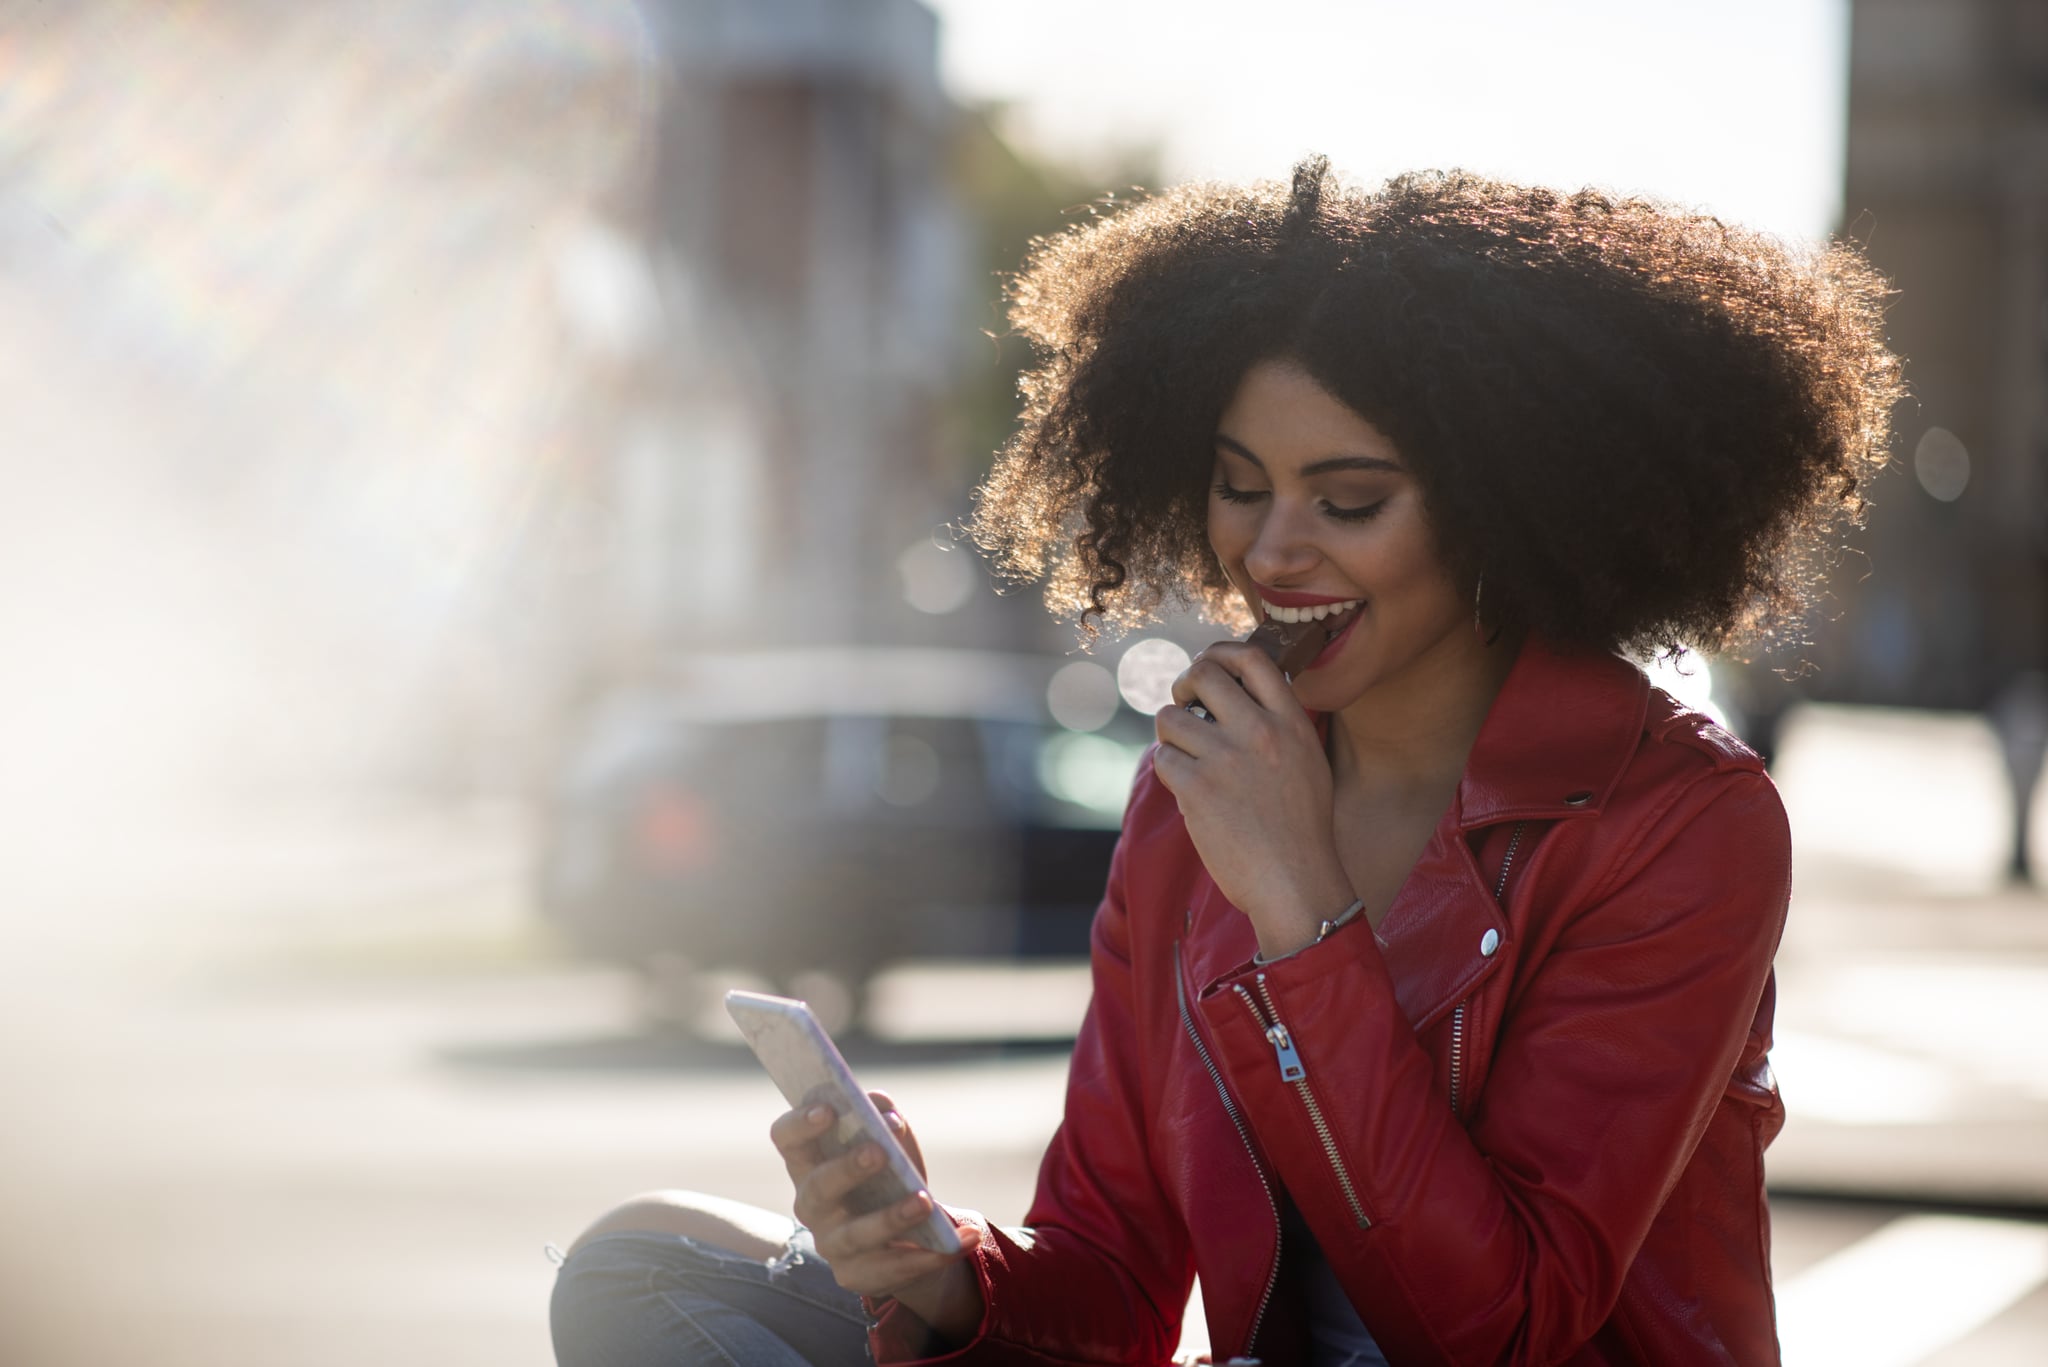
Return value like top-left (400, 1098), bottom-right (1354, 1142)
top-left (1777, 1213), bottom-right (2048, 1366)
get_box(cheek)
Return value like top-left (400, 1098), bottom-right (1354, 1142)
top-left (1349, 518), bottom-right (1458, 613)
top-left (1206, 503), bottom-right (1252, 573)
top-left (1204, 499), bottom-right (1234, 552)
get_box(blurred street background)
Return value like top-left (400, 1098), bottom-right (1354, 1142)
top-left (1, 1), bottom-right (2045, 1364)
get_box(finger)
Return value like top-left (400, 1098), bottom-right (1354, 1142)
top-left (886, 1213), bottom-right (980, 1259)
top-left (868, 1092), bottom-right (928, 1179)
top-left (905, 1222), bottom-right (981, 1257)
top-left (1153, 695), bottom-right (1220, 757)
top-left (1149, 742), bottom-right (1189, 795)
top-left (852, 1216), bottom-right (981, 1276)
top-left (1191, 640), bottom-right (1296, 711)
top-left (1168, 656), bottom-right (1261, 726)
top-left (1171, 651), bottom-right (1228, 713)
top-left (769, 1103), bottom-right (836, 1181)
top-left (795, 1139), bottom-right (896, 1222)
top-left (812, 1188), bottom-right (941, 1265)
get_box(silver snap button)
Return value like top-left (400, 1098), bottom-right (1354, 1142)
top-left (1480, 928), bottom-right (1501, 956)
top-left (1564, 790), bottom-right (1593, 806)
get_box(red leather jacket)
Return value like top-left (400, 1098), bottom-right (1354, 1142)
top-left (876, 641), bottom-right (1790, 1365)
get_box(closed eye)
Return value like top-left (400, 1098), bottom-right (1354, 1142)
top-left (1213, 481), bottom-right (1387, 523)
top-left (1322, 498), bottom-right (1387, 523)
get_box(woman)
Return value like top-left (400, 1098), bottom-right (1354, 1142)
top-left (552, 159), bottom-right (1899, 1365)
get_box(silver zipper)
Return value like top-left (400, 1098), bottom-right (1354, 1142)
top-left (1450, 821), bottom-right (1527, 1118)
top-left (1493, 823), bottom-right (1526, 903)
top-left (1448, 1003), bottom-right (1468, 1117)
top-left (1176, 941), bottom-right (1282, 1355)
top-left (1238, 974), bottom-right (1372, 1231)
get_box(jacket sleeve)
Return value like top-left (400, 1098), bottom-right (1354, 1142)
top-left (1193, 766), bottom-right (1789, 1366)
top-left (872, 757), bottom-right (1194, 1365)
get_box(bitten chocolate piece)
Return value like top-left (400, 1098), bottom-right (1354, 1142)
top-left (1248, 615), bottom-right (1341, 678)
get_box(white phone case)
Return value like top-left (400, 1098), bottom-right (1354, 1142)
top-left (724, 990), bottom-right (963, 1256)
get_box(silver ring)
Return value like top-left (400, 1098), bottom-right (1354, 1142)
top-left (1186, 703), bottom-right (1214, 722)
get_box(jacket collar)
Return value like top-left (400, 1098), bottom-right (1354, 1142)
top-left (1452, 637), bottom-right (1648, 830)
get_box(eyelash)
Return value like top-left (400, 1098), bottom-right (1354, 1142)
top-left (1211, 481), bottom-right (1388, 523)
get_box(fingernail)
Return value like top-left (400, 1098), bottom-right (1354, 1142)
top-left (807, 1105), bottom-right (832, 1124)
top-left (884, 1111), bottom-right (905, 1132)
top-left (899, 1193), bottom-right (927, 1216)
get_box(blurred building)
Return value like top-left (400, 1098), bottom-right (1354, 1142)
top-left (1818, 0), bottom-right (2048, 710)
top-left (572, 0), bottom-right (973, 660)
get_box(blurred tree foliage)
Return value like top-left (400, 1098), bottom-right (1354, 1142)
top-left (945, 104), bottom-right (1159, 481)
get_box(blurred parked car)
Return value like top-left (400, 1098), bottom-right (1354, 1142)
top-left (535, 648), bottom-right (1147, 1021)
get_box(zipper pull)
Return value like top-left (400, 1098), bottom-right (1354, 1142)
top-left (1264, 1021), bottom-right (1306, 1082)
top-left (1235, 980), bottom-right (1309, 1082)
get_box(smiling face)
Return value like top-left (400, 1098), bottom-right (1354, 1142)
top-left (1207, 358), bottom-right (1481, 713)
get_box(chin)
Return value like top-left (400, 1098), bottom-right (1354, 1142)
top-left (1290, 666), bottom-right (1372, 714)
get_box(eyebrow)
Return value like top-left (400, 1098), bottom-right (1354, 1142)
top-left (1215, 434), bottom-right (1403, 477)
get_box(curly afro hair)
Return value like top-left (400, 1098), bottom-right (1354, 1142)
top-left (968, 158), bottom-right (1902, 658)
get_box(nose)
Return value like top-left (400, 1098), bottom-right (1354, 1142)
top-left (1241, 498), bottom-right (1323, 587)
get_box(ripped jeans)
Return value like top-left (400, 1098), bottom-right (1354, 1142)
top-left (550, 1230), bottom-right (874, 1367)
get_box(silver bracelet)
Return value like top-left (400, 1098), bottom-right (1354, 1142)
top-left (1253, 897), bottom-right (1368, 965)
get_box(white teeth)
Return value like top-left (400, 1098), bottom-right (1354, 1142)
top-left (1262, 597), bottom-right (1362, 623)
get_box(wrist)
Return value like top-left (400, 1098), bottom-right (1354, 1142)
top-left (1247, 862), bottom-right (1359, 960)
top-left (889, 1257), bottom-right (983, 1351)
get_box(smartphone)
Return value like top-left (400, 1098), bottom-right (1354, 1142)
top-left (724, 990), bottom-right (963, 1256)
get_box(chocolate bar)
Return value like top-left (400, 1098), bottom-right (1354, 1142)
top-left (1248, 614), bottom-right (1343, 679)
top-left (1187, 608), bottom-right (1357, 721)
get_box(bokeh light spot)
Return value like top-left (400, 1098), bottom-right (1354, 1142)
top-left (898, 539), bottom-right (976, 614)
top-left (1115, 638), bottom-right (1191, 715)
top-left (1046, 660), bottom-right (1120, 731)
top-left (1037, 731), bottom-right (1145, 815)
top-left (1913, 426), bottom-right (1970, 502)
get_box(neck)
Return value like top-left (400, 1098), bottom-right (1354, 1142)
top-left (1327, 630), bottom-right (1523, 802)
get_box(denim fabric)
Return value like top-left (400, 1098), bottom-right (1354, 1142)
top-left (550, 1230), bottom-right (873, 1367)
top-left (1283, 1200), bottom-right (1390, 1366)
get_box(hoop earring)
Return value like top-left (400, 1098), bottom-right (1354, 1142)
top-left (1474, 574), bottom-right (1504, 648)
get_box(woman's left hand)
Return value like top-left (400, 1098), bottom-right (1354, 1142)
top-left (1153, 641), bottom-right (1358, 958)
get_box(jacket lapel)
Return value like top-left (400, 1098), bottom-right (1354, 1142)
top-left (1454, 639), bottom-right (1649, 830)
top-left (1371, 819), bottom-right (1509, 1032)
top-left (1384, 642), bottom-right (1651, 1026)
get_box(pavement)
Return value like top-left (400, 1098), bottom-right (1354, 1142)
top-left (1, 715), bottom-right (2045, 1367)
top-left (1769, 882), bottom-right (2048, 1209)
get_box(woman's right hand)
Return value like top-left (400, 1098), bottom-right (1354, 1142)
top-left (770, 1090), bottom-right (984, 1335)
